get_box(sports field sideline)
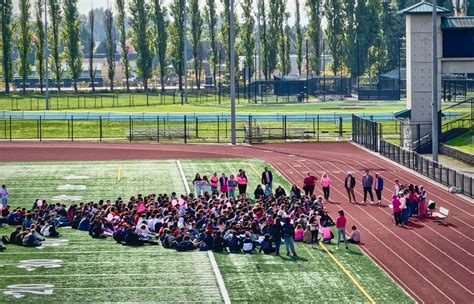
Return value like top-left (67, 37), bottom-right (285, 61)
top-left (0, 158), bottom-right (412, 303)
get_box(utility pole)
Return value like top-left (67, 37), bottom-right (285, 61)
top-left (229, 0), bottom-right (236, 145)
top-left (432, 0), bottom-right (439, 161)
top-left (45, 0), bottom-right (49, 110)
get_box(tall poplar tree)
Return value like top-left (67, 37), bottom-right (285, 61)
top-left (307, 0), bottom-right (323, 75)
top-left (88, 10), bottom-right (96, 92)
top-left (169, 0), bottom-right (186, 91)
top-left (129, 0), bottom-right (153, 92)
top-left (18, 0), bottom-right (32, 94)
top-left (116, 0), bottom-right (130, 92)
top-left (295, 0), bottom-right (303, 76)
top-left (257, 0), bottom-right (269, 80)
top-left (152, 0), bottom-right (168, 92)
top-left (34, 0), bottom-right (45, 94)
top-left (268, 0), bottom-right (284, 76)
top-left (241, 0), bottom-right (255, 80)
top-left (0, 0), bottom-right (13, 93)
top-left (49, 0), bottom-right (62, 92)
top-left (324, 0), bottom-right (345, 76)
top-left (105, 8), bottom-right (116, 91)
top-left (62, 0), bottom-right (82, 93)
top-left (190, 0), bottom-right (203, 90)
top-left (205, 0), bottom-right (218, 88)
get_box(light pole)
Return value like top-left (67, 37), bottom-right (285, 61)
top-left (432, 0), bottom-right (439, 162)
top-left (229, 0), bottom-right (236, 145)
top-left (44, 0), bottom-right (49, 110)
top-left (183, 7), bottom-right (188, 104)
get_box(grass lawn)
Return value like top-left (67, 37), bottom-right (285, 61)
top-left (0, 117), bottom-right (401, 143)
top-left (444, 130), bottom-right (474, 155)
top-left (0, 159), bottom-right (413, 303)
top-left (0, 93), bottom-right (409, 114)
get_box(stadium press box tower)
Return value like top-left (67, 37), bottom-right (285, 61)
top-left (397, 1), bottom-right (474, 150)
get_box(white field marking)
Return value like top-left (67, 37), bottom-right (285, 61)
top-left (17, 259), bottom-right (63, 272)
top-left (208, 251), bottom-right (231, 304)
top-left (0, 250), bottom-right (164, 255)
top-left (298, 159), bottom-right (473, 295)
top-left (51, 195), bottom-right (83, 201)
top-left (0, 260), bottom-right (213, 267)
top-left (0, 273), bottom-right (218, 279)
top-left (63, 175), bottom-right (89, 180)
top-left (176, 160), bottom-right (191, 194)
top-left (268, 160), bottom-right (452, 303)
top-left (36, 239), bottom-right (69, 249)
top-left (56, 184), bottom-right (86, 191)
top-left (3, 284), bottom-right (54, 299)
top-left (177, 162), bottom-right (230, 304)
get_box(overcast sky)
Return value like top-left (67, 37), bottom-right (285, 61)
top-left (13, 0), bottom-right (309, 26)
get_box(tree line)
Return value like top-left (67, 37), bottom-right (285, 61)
top-left (0, 0), bottom-right (471, 95)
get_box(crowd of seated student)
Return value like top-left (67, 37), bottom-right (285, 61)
top-left (1, 181), bottom-right (353, 255)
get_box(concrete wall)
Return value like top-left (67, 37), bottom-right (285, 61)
top-left (406, 13), bottom-right (442, 134)
top-left (440, 144), bottom-right (474, 165)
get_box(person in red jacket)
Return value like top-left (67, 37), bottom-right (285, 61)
top-left (303, 172), bottom-right (318, 196)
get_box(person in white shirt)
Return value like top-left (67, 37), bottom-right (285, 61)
top-left (348, 226), bottom-right (361, 244)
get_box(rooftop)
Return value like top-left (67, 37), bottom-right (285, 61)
top-left (398, 1), bottom-right (450, 15)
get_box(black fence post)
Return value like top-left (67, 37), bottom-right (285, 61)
top-left (39, 116), bottom-right (42, 142)
top-left (217, 116), bottom-right (220, 143)
top-left (157, 116), bottom-right (160, 143)
top-left (196, 117), bottom-right (199, 139)
top-left (99, 116), bottom-right (103, 142)
top-left (317, 115), bottom-right (320, 142)
top-left (184, 115), bottom-right (187, 144)
top-left (9, 116), bottom-right (12, 141)
top-left (129, 116), bottom-right (132, 142)
top-left (338, 116), bottom-right (343, 141)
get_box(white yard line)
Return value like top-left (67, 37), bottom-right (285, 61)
top-left (176, 160), bottom-right (231, 304)
top-left (176, 160), bottom-right (191, 194)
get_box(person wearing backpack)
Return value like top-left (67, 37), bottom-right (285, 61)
top-left (282, 217), bottom-right (297, 257)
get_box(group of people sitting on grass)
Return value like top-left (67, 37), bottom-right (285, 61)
top-left (0, 170), bottom-right (362, 254)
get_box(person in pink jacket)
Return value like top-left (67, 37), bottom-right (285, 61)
top-left (321, 173), bottom-right (331, 202)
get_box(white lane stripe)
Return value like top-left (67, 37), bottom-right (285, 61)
top-left (208, 251), bottom-right (232, 304)
top-left (176, 160), bottom-right (191, 194)
top-left (0, 273), bottom-right (217, 279)
top-left (177, 160), bottom-right (231, 304)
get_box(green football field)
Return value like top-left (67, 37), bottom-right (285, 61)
top-left (0, 159), bottom-right (413, 303)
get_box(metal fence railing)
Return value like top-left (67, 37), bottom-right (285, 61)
top-left (352, 114), bottom-right (473, 198)
top-left (0, 114), bottom-right (354, 144)
top-left (380, 140), bottom-right (473, 198)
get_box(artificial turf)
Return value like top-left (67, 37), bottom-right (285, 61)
top-left (0, 159), bottom-right (414, 303)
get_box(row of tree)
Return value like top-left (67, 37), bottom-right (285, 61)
top-left (0, 0), bottom-right (472, 95)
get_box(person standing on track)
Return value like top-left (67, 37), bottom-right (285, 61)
top-left (361, 170), bottom-right (374, 205)
top-left (344, 172), bottom-right (357, 203)
top-left (261, 167), bottom-right (273, 192)
top-left (1, 185), bottom-right (8, 209)
top-left (321, 173), bottom-right (331, 202)
top-left (303, 172), bottom-right (317, 196)
top-left (374, 173), bottom-right (384, 206)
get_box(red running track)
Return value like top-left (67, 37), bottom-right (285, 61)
top-left (0, 141), bottom-right (473, 303)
